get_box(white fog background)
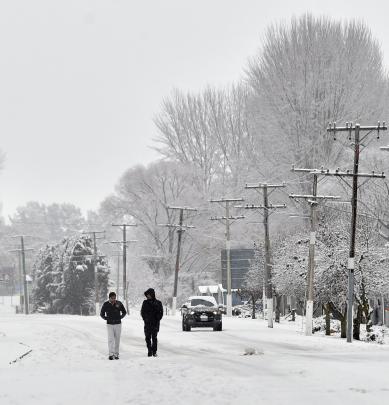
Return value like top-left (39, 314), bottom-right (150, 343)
top-left (1, 0), bottom-right (389, 217)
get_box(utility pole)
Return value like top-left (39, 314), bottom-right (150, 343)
top-left (380, 144), bottom-right (389, 327)
top-left (174, 209), bottom-right (184, 315)
top-left (104, 246), bottom-right (123, 298)
top-left (82, 230), bottom-right (105, 315)
top-left (325, 121), bottom-right (387, 342)
top-left (289, 167), bottom-right (340, 335)
top-left (210, 198), bottom-right (244, 317)
top-left (241, 183), bottom-right (286, 328)
top-left (18, 251), bottom-right (22, 303)
top-left (111, 223), bottom-right (137, 312)
top-left (9, 236), bottom-right (34, 314)
top-left (116, 252), bottom-right (121, 298)
top-left (159, 206), bottom-right (197, 316)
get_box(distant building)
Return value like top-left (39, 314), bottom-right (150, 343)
top-left (220, 248), bottom-right (256, 305)
top-left (221, 248), bottom-right (256, 290)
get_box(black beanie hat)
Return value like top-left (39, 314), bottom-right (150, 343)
top-left (144, 288), bottom-right (155, 298)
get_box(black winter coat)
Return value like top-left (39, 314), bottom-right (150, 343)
top-left (100, 300), bottom-right (127, 324)
top-left (141, 298), bottom-right (163, 331)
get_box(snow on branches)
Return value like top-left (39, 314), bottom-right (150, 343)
top-left (32, 236), bottom-right (109, 315)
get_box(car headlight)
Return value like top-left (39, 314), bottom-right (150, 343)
top-left (190, 311), bottom-right (195, 315)
top-left (213, 311), bottom-right (220, 315)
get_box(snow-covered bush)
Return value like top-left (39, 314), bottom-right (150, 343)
top-left (312, 315), bottom-right (341, 334)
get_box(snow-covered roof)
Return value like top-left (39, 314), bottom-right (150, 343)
top-left (197, 284), bottom-right (226, 294)
top-left (208, 285), bottom-right (221, 293)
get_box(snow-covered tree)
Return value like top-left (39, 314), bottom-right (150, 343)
top-left (238, 242), bottom-right (264, 319)
top-left (351, 215), bottom-right (389, 339)
top-left (271, 209), bottom-right (384, 338)
top-left (316, 208), bottom-right (388, 338)
top-left (32, 236), bottom-right (109, 315)
top-left (246, 14), bottom-right (389, 193)
top-left (273, 232), bottom-right (310, 305)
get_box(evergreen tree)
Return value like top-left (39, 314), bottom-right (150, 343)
top-left (32, 236), bottom-right (109, 315)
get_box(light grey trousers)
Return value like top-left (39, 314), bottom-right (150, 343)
top-left (107, 324), bottom-right (122, 356)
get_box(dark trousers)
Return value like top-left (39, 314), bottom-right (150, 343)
top-left (144, 326), bottom-right (158, 354)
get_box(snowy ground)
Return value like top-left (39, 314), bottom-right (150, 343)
top-left (1, 300), bottom-right (389, 405)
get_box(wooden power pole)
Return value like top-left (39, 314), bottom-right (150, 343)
top-left (82, 230), bottom-right (105, 315)
top-left (241, 183), bottom-right (286, 328)
top-left (290, 167), bottom-right (340, 335)
top-left (210, 198), bottom-right (245, 317)
top-left (324, 121), bottom-right (386, 342)
top-left (104, 245), bottom-right (123, 298)
top-left (111, 223), bottom-right (137, 312)
top-left (159, 206), bottom-right (197, 316)
top-left (9, 236), bottom-right (34, 314)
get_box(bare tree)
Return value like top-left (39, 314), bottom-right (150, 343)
top-left (247, 14), bottom-right (389, 192)
top-left (154, 90), bottom-right (219, 192)
top-left (98, 161), bottom-right (217, 298)
top-left (153, 84), bottom-right (256, 191)
top-left (100, 161), bottom-right (191, 256)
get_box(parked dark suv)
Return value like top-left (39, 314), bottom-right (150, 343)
top-left (181, 296), bottom-right (222, 331)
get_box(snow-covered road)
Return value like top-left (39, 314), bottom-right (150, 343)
top-left (1, 312), bottom-right (389, 405)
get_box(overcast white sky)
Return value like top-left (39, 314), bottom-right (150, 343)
top-left (1, 0), bottom-right (389, 218)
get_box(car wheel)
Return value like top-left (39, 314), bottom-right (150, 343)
top-left (214, 323), bottom-right (222, 331)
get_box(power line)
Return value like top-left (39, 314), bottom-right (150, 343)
top-left (290, 167), bottom-right (340, 336)
top-left (159, 206), bottom-right (197, 316)
top-left (239, 183), bottom-right (287, 327)
top-left (8, 235), bottom-right (35, 314)
top-left (327, 121), bottom-right (387, 343)
top-left (210, 197), bottom-right (244, 318)
top-left (111, 223), bottom-right (137, 312)
top-left (82, 230), bottom-right (105, 315)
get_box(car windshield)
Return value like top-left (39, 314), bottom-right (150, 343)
top-left (190, 299), bottom-right (215, 307)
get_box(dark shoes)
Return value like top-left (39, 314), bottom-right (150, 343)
top-left (147, 350), bottom-right (157, 357)
top-left (108, 355), bottom-right (114, 360)
top-left (114, 355), bottom-right (119, 360)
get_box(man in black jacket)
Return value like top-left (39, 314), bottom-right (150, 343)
top-left (141, 288), bottom-right (163, 357)
top-left (100, 292), bottom-right (126, 360)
